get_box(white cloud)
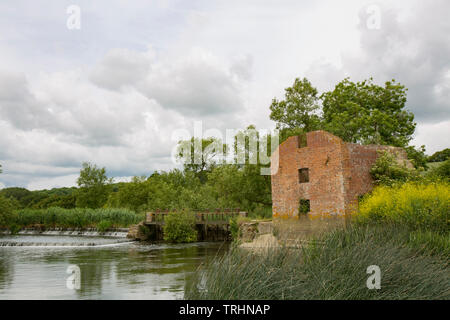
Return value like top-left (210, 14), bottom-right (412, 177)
top-left (412, 121), bottom-right (450, 155)
top-left (26, 174), bottom-right (79, 191)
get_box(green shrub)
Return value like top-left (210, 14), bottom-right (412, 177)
top-left (405, 145), bottom-right (428, 170)
top-left (229, 216), bottom-right (240, 240)
top-left (163, 211), bottom-right (198, 243)
top-left (0, 195), bottom-right (17, 227)
top-left (426, 159), bottom-right (450, 181)
top-left (8, 223), bottom-right (21, 234)
top-left (370, 151), bottom-right (416, 186)
top-left (357, 181), bottom-right (449, 233)
top-left (248, 204), bottom-right (272, 219)
top-left (428, 148), bottom-right (450, 163)
top-left (97, 220), bottom-right (112, 232)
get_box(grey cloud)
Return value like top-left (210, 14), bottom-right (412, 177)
top-left (0, 68), bottom-right (150, 147)
top-left (89, 48), bottom-right (152, 90)
top-left (306, 1), bottom-right (450, 123)
top-left (143, 60), bottom-right (242, 116)
top-left (0, 71), bottom-right (52, 130)
top-left (89, 47), bottom-right (245, 116)
top-left (230, 54), bottom-right (253, 81)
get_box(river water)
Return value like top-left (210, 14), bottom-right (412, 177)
top-left (0, 234), bottom-right (228, 299)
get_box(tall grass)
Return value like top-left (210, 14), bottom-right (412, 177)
top-left (185, 225), bottom-right (450, 300)
top-left (357, 181), bottom-right (449, 233)
top-left (11, 207), bottom-right (142, 229)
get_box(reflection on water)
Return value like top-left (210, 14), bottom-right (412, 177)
top-left (0, 235), bottom-right (228, 299)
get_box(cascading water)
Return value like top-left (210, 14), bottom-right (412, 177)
top-left (0, 228), bottom-right (133, 247)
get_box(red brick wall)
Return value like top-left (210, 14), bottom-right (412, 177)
top-left (272, 131), bottom-right (347, 218)
top-left (271, 131), bottom-right (410, 218)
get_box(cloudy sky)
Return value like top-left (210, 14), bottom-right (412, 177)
top-left (0, 0), bottom-right (449, 190)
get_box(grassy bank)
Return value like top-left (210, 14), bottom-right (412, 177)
top-left (185, 181), bottom-right (450, 300)
top-left (3, 207), bottom-right (142, 230)
top-left (185, 225), bottom-right (449, 300)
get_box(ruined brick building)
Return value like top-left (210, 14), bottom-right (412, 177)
top-left (270, 130), bottom-right (411, 218)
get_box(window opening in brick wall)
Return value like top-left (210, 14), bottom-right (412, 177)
top-left (299, 199), bottom-right (310, 214)
top-left (298, 134), bottom-right (307, 148)
top-left (298, 168), bottom-right (309, 183)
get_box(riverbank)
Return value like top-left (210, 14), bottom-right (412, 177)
top-left (185, 224), bottom-right (450, 299)
top-left (185, 181), bottom-right (450, 300)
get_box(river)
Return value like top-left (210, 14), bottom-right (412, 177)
top-left (0, 234), bottom-right (228, 299)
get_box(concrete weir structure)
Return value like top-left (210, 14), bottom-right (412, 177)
top-left (270, 130), bottom-right (411, 219)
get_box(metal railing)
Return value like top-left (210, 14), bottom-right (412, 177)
top-left (145, 209), bottom-right (247, 225)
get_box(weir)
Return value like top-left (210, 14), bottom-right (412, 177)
top-left (0, 240), bottom-right (132, 247)
top-left (0, 228), bottom-right (129, 238)
top-left (0, 229), bottom-right (131, 247)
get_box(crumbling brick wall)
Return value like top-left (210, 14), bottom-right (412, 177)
top-left (271, 130), bottom-right (410, 218)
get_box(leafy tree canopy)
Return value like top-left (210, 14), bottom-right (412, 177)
top-left (322, 78), bottom-right (415, 147)
top-left (270, 78), bottom-right (321, 132)
top-left (76, 162), bottom-right (113, 208)
top-left (270, 77), bottom-right (416, 148)
top-left (428, 148), bottom-right (450, 163)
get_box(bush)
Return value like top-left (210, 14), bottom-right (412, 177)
top-left (426, 159), bottom-right (450, 181)
top-left (163, 211), bottom-right (198, 243)
top-left (185, 225), bottom-right (449, 300)
top-left (428, 148), bottom-right (450, 163)
top-left (97, 220), bottom-right (112, 232)
top-left (0, 195), bottom-right (17, 227)
top-left (405, 145), bottom-right (429, 170)
top-left (357, 181), bottom-right (449, 233)
top-left (228, 215), bottom-right (253, 241)
top-left (370, 151), bottom-right (416, 186)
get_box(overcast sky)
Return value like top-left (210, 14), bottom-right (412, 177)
top-left (0, 0), bottom-right (449, 190)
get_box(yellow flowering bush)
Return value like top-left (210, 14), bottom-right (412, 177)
top-left (358, 182), bottom-right (449, 233)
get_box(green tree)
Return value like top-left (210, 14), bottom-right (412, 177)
top-left (269, 78), bottom-right (321, 131)
top-left (0, 195), bottom-right (16, 227)
top-left (112, 176), bottom-right (151, 212)
top-left (321, 78), bottom-right (416, 147)
top-left (0, 187), bottom-right (32, 209)
top-left (0, 164), bottom-right (18, 226)
top-left (75, 162), bottom-right (113, 208)
top-left (405, 145), bottom-right (428, 170)
top-left (428, 148), bottom-right (450, 163)
top-left (426, 159), bottom-right (450, 181)
top-left (177, 137), bottom-right (225, 183)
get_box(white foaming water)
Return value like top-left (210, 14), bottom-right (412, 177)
top-left (0, 233), bottom-right (133, 248)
